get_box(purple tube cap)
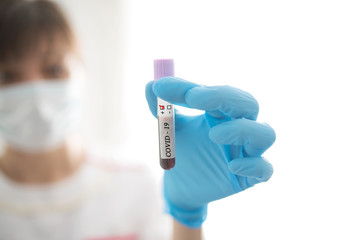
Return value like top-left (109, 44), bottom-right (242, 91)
top-left (154, 59), bottom-right (174, 80)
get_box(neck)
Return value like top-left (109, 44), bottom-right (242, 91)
top-left (0, 138), bottom-right (85, 184)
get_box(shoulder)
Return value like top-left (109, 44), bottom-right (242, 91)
top-left (85, 152), bottom-right (148, 174)
top-left (81, 151), bottom-right (161, 215)
top-left (83, 150), bottom-right (158, 190)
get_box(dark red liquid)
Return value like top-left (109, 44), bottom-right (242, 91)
top-left (160, 158), bottom-right (175, 170)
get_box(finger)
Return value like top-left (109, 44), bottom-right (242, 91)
top-left (185, 85), bottom-right (259, 120)
top-left (152, 77), bottom-right (200, 108)
top-left (146, 80), bottom-right (192, 126)
top-left (153, 77), bottom-right (227, 119)
top-left (228, 157), bottom-right (273, 188)
top-left (153, 77), bottom-right (259, 120)
top-left (209, 118), bottom-right (276, 157)
top-left (145, 81), bottom-right (158, 118)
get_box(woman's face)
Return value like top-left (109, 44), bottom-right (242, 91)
top-left (0, 42), bottom-right (80, 154)
top-left (0, 45), bottom-right (71, 87)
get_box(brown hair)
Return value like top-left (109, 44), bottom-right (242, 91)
top-left (0, 0), bottom-right (76, 62)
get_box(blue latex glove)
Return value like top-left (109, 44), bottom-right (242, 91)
top-left (145, 77), bottom-right (275, 228)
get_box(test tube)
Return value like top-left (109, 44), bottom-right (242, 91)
top-left (154, 59), bottom-right (175, 170)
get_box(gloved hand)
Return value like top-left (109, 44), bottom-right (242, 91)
top-left (145, 77), bottom-right (276, 228)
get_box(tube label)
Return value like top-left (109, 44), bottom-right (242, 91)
top-left (157, 97), bottom-right (175, 159)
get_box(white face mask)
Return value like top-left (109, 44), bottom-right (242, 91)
top-left (0, 79), bottom-right (82, 153)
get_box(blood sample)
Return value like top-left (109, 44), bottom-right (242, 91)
top-left (154, 59), bottom-right (176, 170)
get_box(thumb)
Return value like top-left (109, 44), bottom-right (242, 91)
top-left (145, 81), bottom-right (157, 118)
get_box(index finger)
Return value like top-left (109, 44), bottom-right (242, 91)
top-left (153, 77), bottom-right (259, 120)
top-left (152, 77), bottom-right (200, 108)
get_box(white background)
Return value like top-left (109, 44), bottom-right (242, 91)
top-left (56, 0), bottom-right (360, 239)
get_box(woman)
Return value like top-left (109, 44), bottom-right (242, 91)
top-left (0, 0), bottom-right (276, 239)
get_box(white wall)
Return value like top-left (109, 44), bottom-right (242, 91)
top-left (55, 0), bottom-right (129, 150)
top-left (58, 0), bottom-right (360, 239)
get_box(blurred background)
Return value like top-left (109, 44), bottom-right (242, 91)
top-left (22, 0), bottom-right (359, 239)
